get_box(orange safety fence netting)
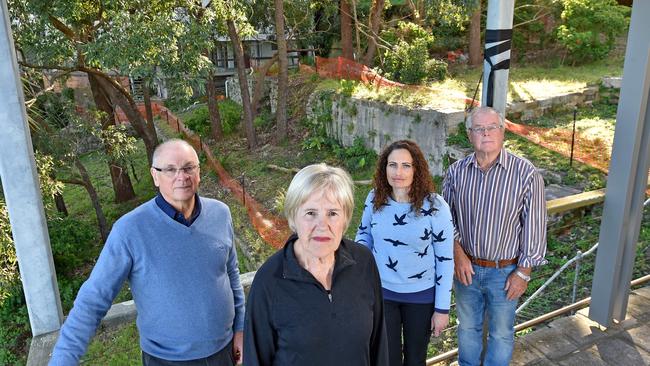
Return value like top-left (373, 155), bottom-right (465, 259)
top-left (316, 56), bottom-right (404, 88)
top-left (504, 121), bottom-right (611, 174)
top-left (142, 101), bottom-right (291, 249)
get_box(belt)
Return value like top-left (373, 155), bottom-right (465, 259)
top-left (466, 253), bottom-right (518, 268)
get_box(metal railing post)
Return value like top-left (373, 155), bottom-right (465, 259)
top-left (571, 250), bottom-right (583, 314)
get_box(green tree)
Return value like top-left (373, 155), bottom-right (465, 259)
top-left (380, 21), bottom-right (447, 83)
top-left (556, 0), bottom-right (629, 64)
top-left (9, 0), bottom-right (160, 164)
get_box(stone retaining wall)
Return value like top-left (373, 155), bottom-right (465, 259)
top-left (226, 76), bottom-right (278, 113)
top-left (507, 77), bottom-right (621, 121)
top-left (308, 91), bottom-right (465, 176)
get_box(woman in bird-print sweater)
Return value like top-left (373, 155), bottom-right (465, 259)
top-left (356, 140), bottom-right (454, 366)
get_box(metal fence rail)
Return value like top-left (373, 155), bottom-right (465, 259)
top-left (425, 197), bottom-right (650, 365)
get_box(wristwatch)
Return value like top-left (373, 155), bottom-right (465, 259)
top-left (514, 270), bottom-right (531, 282)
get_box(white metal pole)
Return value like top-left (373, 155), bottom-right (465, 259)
top-left (481, 0), bottom-right (515, 116)
top-left (0, 0), bottom-right (63, 336)
top-left (589, 0), bottom-right (650, 326)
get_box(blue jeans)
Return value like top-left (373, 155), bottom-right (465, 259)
top-left (455, 264), bottom-right (517, 366)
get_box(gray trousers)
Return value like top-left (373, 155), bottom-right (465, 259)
top-left (141, 342), bottom-right (234, 366)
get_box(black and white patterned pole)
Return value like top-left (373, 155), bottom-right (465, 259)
top-left (481, 0), bottom-right (515, 116)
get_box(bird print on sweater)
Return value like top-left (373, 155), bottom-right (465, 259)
top-left (420, 228), bottom-right (432, 241)
top-left (384, 238), bottom-right (408, 247)
top-left (355, 190), bottom-right (455, 313)
top-left (393, 214), bottom-right (407, 226)
top-left (414, 245), bottom-right (429, 258)
top-left (408, 270), bottom-right (427, 279)
top-left (386, 257), bottom-right (398, 272)
top-left (420, 207), bottom-right (438, 216)
top-left (432, 230), bottom-right (446, 243)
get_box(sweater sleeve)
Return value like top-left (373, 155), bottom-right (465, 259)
top-left (354, 191), bottom-right (375, 250)
top-left (368, 254), bottom-right (390, 366)
top-left (243, 271), bottom-right (276, 366)
top-left (49, 227), bottom-right (132, 365)
top-left (226, 211), bottom-right (246, 332)
top-left (433, 196), bottom-right (455, 313)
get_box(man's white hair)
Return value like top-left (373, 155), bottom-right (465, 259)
top-left (467, 106), bottom-right (504, 129)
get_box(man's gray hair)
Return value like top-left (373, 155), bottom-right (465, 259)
top-left (466, 106), bottom-right (504, 129)
top-left (151, 139), bottom-right (198, 167)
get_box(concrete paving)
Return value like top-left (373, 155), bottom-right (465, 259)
top-left (510, 286), bottom-right (650, 366)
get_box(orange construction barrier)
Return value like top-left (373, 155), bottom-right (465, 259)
top-left (316, 56), bottom-right (404, 88)
top-left (138, 101), bottom-right (291, 249)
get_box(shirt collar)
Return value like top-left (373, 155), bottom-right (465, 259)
top-left (469, 148), bottom-right (508, 171)
top-left (155, 193), bottom-right (202, 226)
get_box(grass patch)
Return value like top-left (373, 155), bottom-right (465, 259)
top-left (505, 132), bottom-right (606, 191)
top-left (444, 55), bottom-right (624, 103)
top-left (82, 323), bottom-right (140, 365)
top-left (316, 79), bottom-right (467, 110)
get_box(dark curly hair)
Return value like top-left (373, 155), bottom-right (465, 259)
top-left (372, 140), bottom-right (435, 213)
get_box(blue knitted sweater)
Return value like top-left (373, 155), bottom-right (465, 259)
top-left (355, 190), bottom-right (454, 312)
top-left (50, 197), bottom-right (245, 365)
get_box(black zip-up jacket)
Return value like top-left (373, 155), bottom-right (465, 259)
top-left (244, 235), bottom-right (389, 366)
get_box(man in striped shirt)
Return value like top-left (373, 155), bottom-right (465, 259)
top-left (443, 106), bottom-right (547, 366)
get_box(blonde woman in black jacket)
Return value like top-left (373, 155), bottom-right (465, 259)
top-left (244, 163), bottom-right (389, 366)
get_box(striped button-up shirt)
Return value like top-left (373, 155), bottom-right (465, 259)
top-left (442, 149), bottom-right (547, 268)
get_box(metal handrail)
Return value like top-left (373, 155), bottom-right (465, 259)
top-left (426, 273), bottom-right (650, 365)
top-left (426, 197), bottom-right (650, 365)
top-left (518, 197), bottom-right (649, 315)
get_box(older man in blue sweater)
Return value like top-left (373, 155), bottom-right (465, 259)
top-left (50, 139), bottom-right (245, 366)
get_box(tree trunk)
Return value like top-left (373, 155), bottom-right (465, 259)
top-left (143, 76), bottom-right (154, 126)
top-left (469, 2), bottom-right (482, 66)
top-left (340, 0), bottom-right (354, 60)
top-left (227, 19), bottom-right (257, 149)
top-left (251, 54), bottom-right (279, 117)
top-left (206, 71), bottom-right (224, 140)
top-left (88, 74), bottom-right (136, 203)
top-left (74, 158), bottom-right (109, 242)
top-left (92, 74), bottom-right (159, 165)
top-left (54, 192), bottom-right (68, 217)
top-left (274, 0), bottom-right (289, 141)
top-left (363, 0), bottom-right (385, 66)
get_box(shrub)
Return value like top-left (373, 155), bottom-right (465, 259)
top-left (381, 22), bottom-right (447, 84)
top-left (183, 100), bottom-right (242, 137)
top-left (556, 0), bottom-right (629, 64)
top-left (0, 283), bottom-right (28, 366)
top-left (163, 96), bottom-right (195, 113)
top-left (0, 199), bottom-right (16, 303)
top-left (184, 106), bottom-right (211, 137)
top-left (254, 107), bottom-right (273, 129)
top-left (219, 100), bottom-right (242, 135)
top-left (48, 217), bottom-right (99, 276)
top-left (425, 59), bottom-right (448, 82)
top-left (332, 137), bottom-right (377, 171)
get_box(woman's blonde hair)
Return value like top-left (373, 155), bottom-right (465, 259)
top-left (284, 163), bottom-right (355, 232)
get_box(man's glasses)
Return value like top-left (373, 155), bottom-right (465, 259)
top-left (152, 165), bottom-right (199, 177)
top-left (467, 124), bottom-right (503, 135)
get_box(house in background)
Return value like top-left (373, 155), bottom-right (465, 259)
top-left (210, 30), bottom-right (313, 97)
